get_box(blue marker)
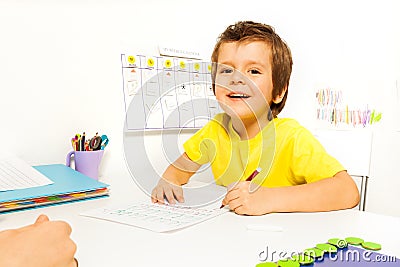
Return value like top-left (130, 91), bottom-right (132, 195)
top-left (101, 135), bottom-right (109, 150)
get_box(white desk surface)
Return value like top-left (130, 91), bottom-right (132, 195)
top-left (1, 170), bottom-right (399, 267)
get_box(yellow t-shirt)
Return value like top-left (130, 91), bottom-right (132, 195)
top-left (183, 113), bottom-right (344, 187)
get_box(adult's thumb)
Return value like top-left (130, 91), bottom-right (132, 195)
top-left (35, 214), bottom-right (50, 224)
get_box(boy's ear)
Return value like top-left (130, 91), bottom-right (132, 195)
top-left (272, 87), bottom-right (287, 104)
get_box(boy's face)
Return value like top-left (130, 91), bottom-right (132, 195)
top-left (215, 41), bottom-right (278, 122)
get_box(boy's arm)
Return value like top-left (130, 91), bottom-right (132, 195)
top-left (223, 170), bottom-right (360, 215)
top-left (163, 152), bottom-right (201, 185)
top-left (151, 153), bottom-right (201, 204)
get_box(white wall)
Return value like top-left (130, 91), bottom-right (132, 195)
top-left (1, 0), bottom-right (399, 216)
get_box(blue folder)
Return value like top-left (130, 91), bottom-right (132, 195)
top-left (0, 164), bottom-right (109, 213)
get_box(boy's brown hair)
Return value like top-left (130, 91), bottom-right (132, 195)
top-left (211, 21), bottom-right (293, 118)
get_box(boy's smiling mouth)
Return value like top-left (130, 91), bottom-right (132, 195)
top-left (227, 92), bottom-right (251, 99)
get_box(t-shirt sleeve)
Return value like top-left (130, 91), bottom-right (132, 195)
top-left (290, 127), bottom-right (345, 183)
top-left (183, 129), bottom-right (210, 165)
top-left (183, 117), bottom-right (221, 165)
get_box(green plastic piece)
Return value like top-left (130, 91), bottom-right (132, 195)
top-left (304, 247), bottom-right (324, 259)
top-left (291, 253), bottom-right (314, 265)
top-left (328, 238), bottom-right (348, 248)
top-left (256, 262), bottom-right (277, 267)
top-left (345, 237), bottom-right (364, 245)
top-left (316, 243), bottom-right (338, 253)
top-left (277, 259), bottom-right (300, 267)
top-left (361, 241), bottom-right (382, 251)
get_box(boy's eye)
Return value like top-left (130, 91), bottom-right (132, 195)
top-left (219, 68), bottom-right (233, 74)
top-left (250, 69), bottom-right (261, 74)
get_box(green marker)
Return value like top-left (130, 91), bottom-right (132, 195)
top-left (370, 110), bottom-right (375, 124)
top-left (373, 112), bottom-right (382, 123)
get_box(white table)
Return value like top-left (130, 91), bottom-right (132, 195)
top-left (1, 170), bottom-right (399, 267)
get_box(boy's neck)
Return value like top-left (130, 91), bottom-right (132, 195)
top-left (231, 115), bottom-right (270, 140)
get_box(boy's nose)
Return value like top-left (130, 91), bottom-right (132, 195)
top-left (230, 70), bottom-right (245, 85)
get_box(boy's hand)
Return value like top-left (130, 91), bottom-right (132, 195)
top-left (151, 178), bottom-right (184, 205)
top-left (151, 153), bottom-right (199, 205)
top-left (222, 182), bottom-right (273, 215)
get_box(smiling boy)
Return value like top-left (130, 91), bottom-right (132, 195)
top-left (151, 21), bottom-right (360, 215)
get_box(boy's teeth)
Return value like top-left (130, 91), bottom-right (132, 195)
top-left (229, 93), bottom-right (250, 98)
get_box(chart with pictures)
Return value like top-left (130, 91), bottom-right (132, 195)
top-left (121, 54), bottom-right (222, 131)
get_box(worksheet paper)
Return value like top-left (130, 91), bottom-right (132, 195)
top-left (0, 157), bottom-right (53, 191)
top-left (81, 182), bottom-right (228, 232)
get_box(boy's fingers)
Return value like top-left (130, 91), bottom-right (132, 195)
top-left (221, 197), bottom-right (228, 206)
top-left (176, 196), bottom-right (184, 203)
top-left (155, 189), bottom-right (165, 204)
top-left (225, 188), bottom-right (240, 202)
top-left (226, 198), bottom-right (243, 213)
top-left (154, 187), bottom-right (168, 204)
top-left (164, 188), bottom-right (176, 205)
top-left (221, 194), bottom-right (233, 208)
top-left (151, 183), bottom-right (184, 204)
top-left (174, 188), bottom-right (184, 203)
top-left (151, 188), bottom-right (159, 203)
